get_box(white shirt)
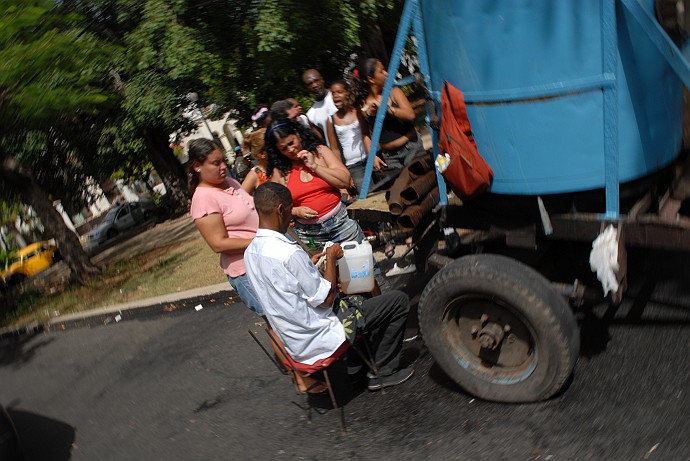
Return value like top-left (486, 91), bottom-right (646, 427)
top-left (306, 91), bottom-right (337, 147)
top-left (334, 119), bottom-right (366, 166)
top-left (297, 114), bottom-right (310, 130)
top-left (244, 228), bottom-right (346, 364)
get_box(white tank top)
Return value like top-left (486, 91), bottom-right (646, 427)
top-left (334, 119), bottom-right (366, 166)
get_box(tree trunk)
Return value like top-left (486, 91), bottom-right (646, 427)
top-left (0, 155), bottom-right (99, 285)
top-left (361, 23), bottom-right (390, 66)
top-left (142, 127), bottom-right (190, 216)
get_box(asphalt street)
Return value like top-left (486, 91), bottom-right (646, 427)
top-left (1, 249), bottom-right (690, 460)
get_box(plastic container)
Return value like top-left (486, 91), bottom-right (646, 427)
top-left (338, 241), bottom-right (375, 294)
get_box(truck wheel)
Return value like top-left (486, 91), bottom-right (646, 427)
top-left (106, 229), bottom-right (118, 239)
top-left (418, 254), bottom-right (579, 402)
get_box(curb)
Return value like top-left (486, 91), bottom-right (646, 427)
top-left (0, 282), bottom-right (235, 340)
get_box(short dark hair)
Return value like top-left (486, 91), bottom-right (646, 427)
top-left (253, 182), bottom-right (292, 215)
top-left (269, 99), bottom-right (293, 123)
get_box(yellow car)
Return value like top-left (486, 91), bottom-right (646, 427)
top-left (1, 241), bottom-right (60, 286)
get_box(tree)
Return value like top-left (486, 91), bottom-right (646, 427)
top-left (65, 0), bottom-right (230, 215)
top-left (0, 154), bottom-right (99, 284)
top-left (0, 0), bottom-right (115, 283)
top-left (62, 0), bottom-right (405, 208)
top-left (181, 0), bottom-right (403, 120)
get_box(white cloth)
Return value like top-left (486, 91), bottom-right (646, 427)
top-left (244, 228), bottom-right (346, 364)
top-left (306, 91), bottom-right (337, 147)
top-left (334, 119), bottom-right (366, 166)
top-left (297, 114), bottom-right (310, 129)
top-left (589, 224), bottom-right (619, 296)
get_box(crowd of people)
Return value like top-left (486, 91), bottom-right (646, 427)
top-left (187, 60), bottom-right (420, 392)
top-left (241, 60), bottom-right (421, 200)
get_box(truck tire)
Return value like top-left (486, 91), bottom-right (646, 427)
top-left (418, 254), bottom-right (579, 402)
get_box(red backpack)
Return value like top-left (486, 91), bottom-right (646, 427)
top-left (437, 81), bottom-right (493, 200)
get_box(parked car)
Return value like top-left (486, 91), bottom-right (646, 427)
top-left (1, 240), bottom-right (61, 287)
top-left (88, 201), bottom-right (155, 245)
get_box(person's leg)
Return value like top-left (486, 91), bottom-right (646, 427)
top-left (400, 137), bottom-right (425, 166)
top-left (227, 274), bottom-right (264, 316)
top-left (359, 290), bottom-right (410, 375)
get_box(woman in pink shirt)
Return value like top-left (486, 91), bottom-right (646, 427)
top-left (188, 138), bottom-right (263, 315)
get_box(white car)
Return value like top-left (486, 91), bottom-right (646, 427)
top-left (88, 201), bottom-right (155, 245)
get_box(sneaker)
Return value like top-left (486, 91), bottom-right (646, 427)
top-left (367, 368), bottom-right (414, 391)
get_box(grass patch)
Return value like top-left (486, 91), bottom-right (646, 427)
top-left (1, 237), bottom-right (227, 328)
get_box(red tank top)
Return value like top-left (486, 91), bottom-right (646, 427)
top-left (287, 166), bottom-right (341, 216)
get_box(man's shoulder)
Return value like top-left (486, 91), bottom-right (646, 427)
top-left (307, 100), bottom-right (324, 114)
top-left (246, 232), bottom-right (300, 260)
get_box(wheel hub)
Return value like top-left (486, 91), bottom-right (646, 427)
top-left (478, 322), bottom-right (505, 350)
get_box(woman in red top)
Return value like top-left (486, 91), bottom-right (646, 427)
top-left (265, 119), bottom-right (364, 246)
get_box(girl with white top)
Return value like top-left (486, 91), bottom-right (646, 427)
top-left (326, 79), bottom-right (386, 197)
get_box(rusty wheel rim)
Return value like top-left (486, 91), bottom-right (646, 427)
top-left (440, 295), bottom-right (538, 384)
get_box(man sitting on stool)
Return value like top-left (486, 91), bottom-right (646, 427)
top-left (245, 182), bottom-right (414, 390)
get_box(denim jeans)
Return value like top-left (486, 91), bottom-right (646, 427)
top-left (367, 136), bottom-right (425, 192)
top-left (294, 203), bottom-right (382, 277)
top-left (227, 273), bottom-right (264, 316)
top-left (294, 203), bottom-right (364, 245)
top-left (380, 135), bottom-right (424, 171)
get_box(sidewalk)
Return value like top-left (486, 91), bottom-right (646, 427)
top-left (1, 239), bottom-right (417, 339)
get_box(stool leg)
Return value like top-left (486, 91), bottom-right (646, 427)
top-left (323, 369), bottom-right (346, 434)
top-left (352, 336), bottom-right (380, 376)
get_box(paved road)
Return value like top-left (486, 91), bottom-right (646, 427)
top-left (1, 250), bottom-right (690, 460)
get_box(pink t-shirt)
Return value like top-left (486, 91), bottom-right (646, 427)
top-left (190, 178), bottom-right (259, 277)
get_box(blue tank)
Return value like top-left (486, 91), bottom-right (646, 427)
top-left (420, 0), bottom-right (684, 195)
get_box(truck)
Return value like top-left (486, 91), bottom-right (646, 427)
top-left (353, 0), bottom-right (690, 402)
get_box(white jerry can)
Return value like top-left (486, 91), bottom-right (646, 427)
top-left (338, 240), bottom-right (375, 294)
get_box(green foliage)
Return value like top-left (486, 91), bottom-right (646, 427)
top-left (0, 1), bottom-right (116, 129)
top-left (1, 0), bottom-right (405, 213)
top-left (0, 247), bottom-right (16, 270)
top-left (255, 0), bottom-right (295, 52)
top-left (0, 0), bottom-right (123, 214)
top-left (360, 0), bottom-right (397, 19)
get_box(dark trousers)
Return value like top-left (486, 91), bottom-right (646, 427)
top-left (359, 290), bottom-right (410, 376)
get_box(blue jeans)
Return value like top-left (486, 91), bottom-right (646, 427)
top-left (227, 273), bottom-right (264, 316)
top-left (293, 203), bottom-right (364, 245)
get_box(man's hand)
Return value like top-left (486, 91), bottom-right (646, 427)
top-left (325, 243), bottom-right (343, 261)
top-left (373, 156), bottom-right (387, 171)
top-left (310, 251), bottom-right (325, 265)
top-left (322, 243), bottom-right (344, 306)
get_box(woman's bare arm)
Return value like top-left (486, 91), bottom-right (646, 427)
top-left (194, 213), bottom-right (253, 254)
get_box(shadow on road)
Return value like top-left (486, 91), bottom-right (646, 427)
top-left (6, 407), bottom-right (75, 461)
top-left (0, 333), bottom-right (55, 369)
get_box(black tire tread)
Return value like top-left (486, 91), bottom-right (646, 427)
top-left (419, 254), bottom-right (579, 402)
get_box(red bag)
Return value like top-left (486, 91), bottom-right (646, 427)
top-left (437, 81), bottom-right (493, 200)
